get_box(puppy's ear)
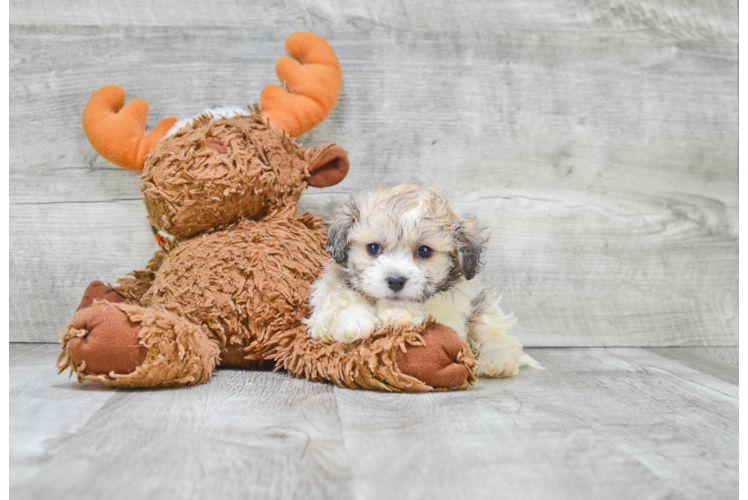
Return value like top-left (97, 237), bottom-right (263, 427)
top-left (325, 198), bottom-right (359, 265)
top-left (454, 218), bottom-right (485, 280)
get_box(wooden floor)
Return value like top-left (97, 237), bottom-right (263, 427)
top-left (10, 344), bottom-right (737, 500)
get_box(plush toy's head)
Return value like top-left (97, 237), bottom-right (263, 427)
top-left (81, 32), bottom-right (349, 238)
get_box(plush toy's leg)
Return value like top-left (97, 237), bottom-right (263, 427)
top-left (57, 302), bottom-right (220, 388)
top-left (75, 281), bottom-right (128, 311)
top-left (264, 322), bottom-right (477, 392)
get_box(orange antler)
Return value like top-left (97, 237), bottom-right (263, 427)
top-left (82, 85), bottom-right (178, 171)
top-left (260, 32), bottom-right (342, 137)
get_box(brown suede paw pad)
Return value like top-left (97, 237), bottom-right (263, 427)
top-left (396, 324), bottom-right (469, 389)
top-left (68, 305), bottom-right (146, 375)
top-left (76, 280), bottom-right (126, 312)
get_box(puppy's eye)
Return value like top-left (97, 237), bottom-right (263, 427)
top-left (367, 243), bottom-right (382, 256)
top-left (416, 246), bottom-right (433, 259)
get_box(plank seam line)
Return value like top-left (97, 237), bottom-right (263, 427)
top-left (603, 348), bottom-right (738, 398)
top-left (12, 199), bottom-right (142, 205)
top-left (646, 366), bottom-right (738, 400)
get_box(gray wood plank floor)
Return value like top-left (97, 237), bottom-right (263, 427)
top-left (10, 0), bottom-right (738, 346)
top-left (10, 344), bottom-right (737, 500)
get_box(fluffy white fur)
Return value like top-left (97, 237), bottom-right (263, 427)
top-left (165, 106), bottom-right (249, 137)
top-left (304, 184), bottom-right (540, 378)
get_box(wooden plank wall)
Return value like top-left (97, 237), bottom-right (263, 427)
top-left (9, 0), bottom-right (738, 345)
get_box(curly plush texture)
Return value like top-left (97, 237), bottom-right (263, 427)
top-left (142, 111), bottom-right (311, 239)
top-left (134, 204), bottom-right (328, 366)
top-left (58, 302), bottom-right (221, 388)
top-left (266, 323), bottom-right (477, 392)
top-left (58, 198), bottom-right (478, 391)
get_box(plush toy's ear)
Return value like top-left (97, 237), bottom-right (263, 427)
top-left (325, 198), bottom-right (359, 264)
top-left (307, 144), bottom-right (349, 188)
top-left (454, 219), bottom-right (485, 280)
top-left (82, 85), bottom-right (177, 172)
top-left (260, 32), bottom-right (342, 137)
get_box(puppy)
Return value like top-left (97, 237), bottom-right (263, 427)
top-left (304, 183), bottom-right (539, 377)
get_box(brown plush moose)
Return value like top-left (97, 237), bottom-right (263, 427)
top-left (56, 32), bottom-right (476, 391)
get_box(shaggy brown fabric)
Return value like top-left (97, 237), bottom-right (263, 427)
top-left (76, 281), bottom-right (126, 311)
top-left (59, 207), bottom-right (478, 390)
top-left (395, 324), bottom-right (475, 389)
top-left (69, 34), bottom-right (477, 392)
top-left (139, 203), bottom-right (328, 364)
top-left (141, 110), bottom-right (312, 239)
top-left (67, 78), bottom-right (476, 391)
top-left (265, 322), bottom-right (477, 392)
top-left (115, 241), bottom-right (173, 303)
top-left (58, 302), bottom-right (221, 388)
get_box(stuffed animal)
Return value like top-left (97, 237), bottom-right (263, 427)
top-left (56, 32), bottom-right (477, 391)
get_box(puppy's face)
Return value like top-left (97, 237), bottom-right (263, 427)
top-left (326, 184), bottom-right (485, 303)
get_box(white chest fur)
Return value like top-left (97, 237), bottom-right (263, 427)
top-left (374, 281), bottom-right (476, 339)
top-left (304, 267), bottom-right (478, 343)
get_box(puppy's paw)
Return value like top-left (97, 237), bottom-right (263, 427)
top-left (337, 311), bottom-right (378, 342)
top-left (307, 306), bottom-right (379, 343)
top-left (474, 357), bottom-right (518, 378)
top-left (474, 341), bottom-right (540, 378)
top-left (377, 307), bottom-right (429, 329)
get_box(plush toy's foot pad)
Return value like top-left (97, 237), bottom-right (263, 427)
top-left (59, 302), bottom-right (221, 388)
top-left (68, 304), bottom-right (146, 375)
top-left (76, 281), bottom-right (126, 312)
top-left (396, 324), bottom-right (470, 389)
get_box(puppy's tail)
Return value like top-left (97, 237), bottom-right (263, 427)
top-left (518, 351), bottom-right (543, 370)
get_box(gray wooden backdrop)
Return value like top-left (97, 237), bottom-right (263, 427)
top-left (10, 0), bottom-right (738, 346)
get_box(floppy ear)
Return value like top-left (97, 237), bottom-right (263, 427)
top-left (454, 218), bottom-right (485, 280)
top-left (325, 198), bottom-right (359, 264)
top-left (307, 144), bottom-right (349, 188)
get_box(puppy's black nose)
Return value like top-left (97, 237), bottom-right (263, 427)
top-left (387, 275), bottom-right (407, 292)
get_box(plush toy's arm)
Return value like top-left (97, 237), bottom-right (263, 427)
top-left (262, 322), bottom-right (477, 392)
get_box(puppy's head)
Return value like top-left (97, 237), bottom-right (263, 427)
top-left (326, 184), bottom-right (485, 302)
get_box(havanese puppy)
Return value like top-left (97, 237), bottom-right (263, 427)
top-left (304, 183), bottom-right (539, 377)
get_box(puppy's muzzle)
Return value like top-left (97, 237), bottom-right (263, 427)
top-left (387, 275), bottom-right (408, 292)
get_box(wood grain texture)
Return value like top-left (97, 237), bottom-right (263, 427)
top-left (9, 1), bottom-right (737, 345)
top-left (9, 0), bottom-right (738, 37)
top-left (10, 344), bottom-right (118, 490)
top-left (646, 346), bottom-right (738, 385)
top-left (334, 347), bottom-right (738, 500)
top-left (11, 344), bottom-right (352, 500)
top-left (10, 344), bottom-right (738, 500)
